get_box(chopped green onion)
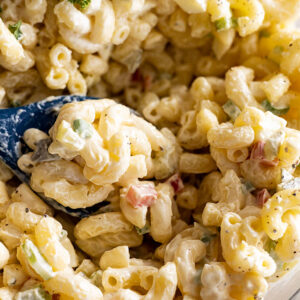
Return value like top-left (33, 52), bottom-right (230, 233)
top-left (22, 239), bottom-right (54, 281)
top-left (15, 286), bottom-right (51, 300)
top-left (259, 30), bottom-right (271, 38)
top-left (67, 0), bottom-right (91, 9)
top-left (273, 45), bottom-right (284, 54)
top-left (214, 17), bottom-right (231, 31)
top-left (261, 99), bottom-right (289, 116)
top-left (73, 119), bottom-right (93, 139)
top-left (135, 224), bottom-right (150, 235)
top-left (222, 100), bottom-right (241, 121)
top-left (8, 21), bottom-right (23, 40)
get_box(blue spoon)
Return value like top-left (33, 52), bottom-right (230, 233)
top-left (0, 95), bottom-right (109, 218)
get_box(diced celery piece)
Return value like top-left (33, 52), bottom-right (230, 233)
top-left (15, 286), bottom-right (51, 300)
top-left (22, 239), bottom-right (54, 281)
top-left (56, 120), bottom-right (85, 151)
top-left (73, 119), bottom-right (93, 139)
top-left (261, 99), bottom-right (289, 116)
top-left (222, 100), bottom-right (241, 121)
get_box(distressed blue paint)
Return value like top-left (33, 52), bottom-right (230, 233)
top-left (0, 95), bottom-right (108, 218)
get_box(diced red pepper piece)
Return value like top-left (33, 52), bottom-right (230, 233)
top-left (256, 188), bottom-right (271, 207)
top-left (126, 183), bottom-right (157, 208)
top-left (250, 141), bottom-right (265, 160)
top-left (143, 75), bottom-right (152, 91)
top-left (250, 141), bottom-right (279, 167)
top-left (259, 157), bottom-right (279, 167)
top-left (131, 70), bottom-right (152, 91)
top-left (166, 173), bottom-right (184, 193)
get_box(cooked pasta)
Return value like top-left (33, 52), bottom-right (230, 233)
top-left (0, 0), bottom-right (300, 299)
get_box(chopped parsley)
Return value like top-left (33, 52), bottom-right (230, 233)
top-left (67, 0), bottom-right (91, 9)
top-left (261, 99), bottom-right (289, 116)
top-left (8, 20), bottom-right (23, 40)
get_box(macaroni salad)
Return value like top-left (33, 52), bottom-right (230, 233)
top-left (1, 0), bottom-right (300, 299)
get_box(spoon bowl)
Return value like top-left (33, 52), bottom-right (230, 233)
top-left (0, 95), bottom-right (109, 217)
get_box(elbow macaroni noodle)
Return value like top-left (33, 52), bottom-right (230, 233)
top-left (1, 0), bottom-right (300, 299)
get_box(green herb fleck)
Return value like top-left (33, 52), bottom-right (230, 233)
top-left (8, 21), bottom-right (23, 40)
top-left (231, 17), bottom-right (238, 28)
top-left (241, 181), bottom-right (256, 194)
top-left (273, 45), bottom-right (284, 54)
top-left (201, 234), bottom-right (217, 244)
top-left (67, 0), bottom-right (91, 9)
top-left (135, 224), bottom-right (150, 235)
top-left (73, 119), bottom-right (93, 139)
top-left (265, 238), bottom-right (277, 253)
top-left (214, 17), bottom-right (231, 31)
top-left (259, 30), bottom-right (271, 38)
top-left (261, 99), bottom-right (289, 116)
top-left (59, 229), bottom-right (68, 240)
top-left (222, 100), bottom-right (241, 121)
